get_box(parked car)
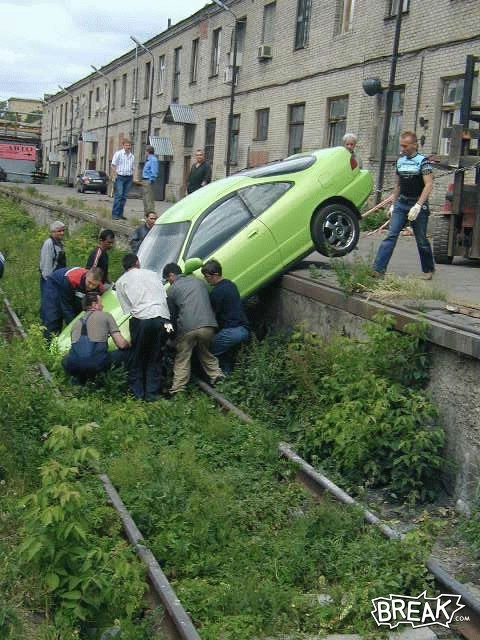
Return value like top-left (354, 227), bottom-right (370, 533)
top-left (56, 147), bottom-right (372, 351)
top-left (76, 170), bottom-right (108, 194)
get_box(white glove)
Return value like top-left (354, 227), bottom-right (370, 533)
top-left (388, 204), bottom-right (394, 218)
top-left (408, 203), bottom-right (422, 222)
top-left (164, 322), bottom-right (174, 334)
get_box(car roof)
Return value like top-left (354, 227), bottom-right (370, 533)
top-left (156, 147), bottom-right (348, 225)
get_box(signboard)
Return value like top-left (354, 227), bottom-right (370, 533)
top-left (81, 131), bottom-right (97, 142)
top-left (0, 143), bottom-right (37, 161)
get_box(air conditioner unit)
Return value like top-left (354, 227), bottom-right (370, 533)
top-left (258, 44), bottom-right (273, 60)
top-left (223, 66), bottom-right (238, 85)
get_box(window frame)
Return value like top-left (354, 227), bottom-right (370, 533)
top-left (190, 38), bottom-right (199, 84)
top-left (143, 61), bottom-right (151, 100)
top-left (385, 0), bottom-right (410, 19)
top-left (327, 95), bottom-right (349, 147)
top-left (172, 47), bottom-right (182, 103)
top-left (210, 27), bottom-right (222, 77)
top-left (205, 117), bottom-right (216, 165)
top-left (336, 0), bottom-right (356, 35)
top-left (262, 2), bottom-right (276, 44)
top-left (376, 86), bottom-right (405, 157)
top-left (294, 0), bottom-right (312, 50)
top-left (157, 55), bottom-right (166, 94)
top-left (120, 74), bottom-right (127, 107)
top-left (288, 103), bottom-right (305, 155)
top-left (255, 108), bottom-right (270, 141)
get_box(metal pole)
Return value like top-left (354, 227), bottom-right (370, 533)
top-left (375, 6), bottom-right (403, 204)
top-left (130, 37), bottom-right (155, 144)
top-left (68, 99), bottom-right (73, 186)
top-left (130, 43), bottom-right (139, 144)
top-left (225, 21), bottom-right (237, 177)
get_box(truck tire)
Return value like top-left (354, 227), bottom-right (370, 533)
top-left (432, 215), bottom-right (454, 265)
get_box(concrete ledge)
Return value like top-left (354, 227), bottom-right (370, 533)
top-left (0, 185), bottom-right (132, 239)
top-left (281, 273), bottom-right (480, 361)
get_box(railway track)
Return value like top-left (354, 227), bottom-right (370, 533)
top-left (2, 293), bottom-right (480, 639)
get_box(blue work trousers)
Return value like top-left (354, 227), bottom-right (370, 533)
top-left (129, 316), bottom-right (168, 400)
top-left (112, 175), bottom-right (133, 219)
top-left (373, 197), bottom-right (435, 274)
top-left (211, 326), bottom-right (250, 375)
top-left (40, 270), bottom-right (78, 340)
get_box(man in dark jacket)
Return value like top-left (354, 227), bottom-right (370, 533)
top-left (40, 266), bottom-right (103, 340)
top-left (86, 229), bottom-right (115, 283)
top-left (129, 212), bottom-right (157, 253)
top-left (163, 262), bottom-right (224, 394)
top-left (186, 149), bottom-right (212, 194)
top-left (201, 259), bottom-right (250, 374)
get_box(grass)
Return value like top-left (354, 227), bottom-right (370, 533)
top-left (0, 195), bottom-right (441, 638)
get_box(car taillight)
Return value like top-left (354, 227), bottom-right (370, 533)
top-left (350, 156), bottom-right (358, 170)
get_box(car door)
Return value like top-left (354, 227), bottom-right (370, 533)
top-left (183, 191), bottom-right (281, 297)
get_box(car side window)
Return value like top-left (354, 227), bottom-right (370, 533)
top-left (186, 194), bottom-right (253, 260)
top-left (238, 182), bottom-right (292, 217)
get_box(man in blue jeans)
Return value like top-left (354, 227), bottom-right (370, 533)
top-left (111, 140), bottom-right (135, 221)
top-left (373, 131), bottom-right (435, 280)
top-left (201, 259), bottom-right (250, 375)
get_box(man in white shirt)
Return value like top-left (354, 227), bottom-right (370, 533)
top-left (111, 140), bottom-right (135, 221)
top-left (115, 253), bottom-right (170, 401)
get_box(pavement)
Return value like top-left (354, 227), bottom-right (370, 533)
top-left (7, 182), bottom-right (480, 309)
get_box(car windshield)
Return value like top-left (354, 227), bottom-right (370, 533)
top-left (138, 222), bottom-right (190, 275)
top-left (85, 170), bottom-right (100, 177)
top-left (242, 155), bottom-right (316, 178)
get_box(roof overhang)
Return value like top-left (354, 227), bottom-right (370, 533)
top-left (163, 103), bottom-right (196, 125)
top-left (150, 136), bottom-right (174, 157)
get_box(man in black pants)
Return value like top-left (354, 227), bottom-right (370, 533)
top-left (115, 253), bottom-right (171, 401)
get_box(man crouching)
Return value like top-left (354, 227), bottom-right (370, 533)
top-left (63, 291), bottom-right (131, 384)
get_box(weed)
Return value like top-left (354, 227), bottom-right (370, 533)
top-left (360, 208), bottom-right (388, 232)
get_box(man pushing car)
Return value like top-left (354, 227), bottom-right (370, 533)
top-left (40, 266), bottom-right (104, 340)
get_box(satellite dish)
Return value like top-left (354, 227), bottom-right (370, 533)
top-left (362, 78), bottom-right (383, 96)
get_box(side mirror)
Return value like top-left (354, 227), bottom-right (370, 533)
top-left (183, 257), bottom-right (203, 275)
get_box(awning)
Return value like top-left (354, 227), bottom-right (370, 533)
top-left (150, 136), bottom-right (174, 157)
top-left (163, 103), bottom-right (196, 125)
top-left (81, 131), bottom-right (98, 142)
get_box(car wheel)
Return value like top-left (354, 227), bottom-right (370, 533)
top-left (101, 188), bottom-right (107, 195)
top-left (311, 203), bottom-right (360, 257)
top-left (432, 215), bottom-right (454, 264)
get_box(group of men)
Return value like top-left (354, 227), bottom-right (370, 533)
top-left (63, 254), bottom-right (249, 401)
top-left (110, 140), bottom-right (211, 222)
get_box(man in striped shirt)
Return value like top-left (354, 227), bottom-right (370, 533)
top-left (111, 140), bottom-right (135, 220)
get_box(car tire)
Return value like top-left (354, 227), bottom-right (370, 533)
top-left (432, 215), bottom-right (454, 264)
top-left (311, 203), bottom-right (360, 257)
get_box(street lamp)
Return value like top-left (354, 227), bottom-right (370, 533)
top-left (58, 85), bottom-right (74, 187)
top-left (211, 0), bottom-right (239, 177)
top-left (91, 65), bottom-right (111, 172)
top-left (130, 36), bottom-right (155, 145)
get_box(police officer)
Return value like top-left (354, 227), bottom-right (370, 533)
top-left (373, 131), bottom-right (435, 280)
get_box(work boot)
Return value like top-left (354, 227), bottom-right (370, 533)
top-left (420, 272), bottom-right (433, 280)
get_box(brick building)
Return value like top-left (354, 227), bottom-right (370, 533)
top-left (41, 0), bottom-right (480, 203)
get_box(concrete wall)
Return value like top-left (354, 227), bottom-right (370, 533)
top-left (262, 280), bottom-right (480, 508)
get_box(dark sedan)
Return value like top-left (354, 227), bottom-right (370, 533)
top-left (76, 170), bottom-right (108, 194)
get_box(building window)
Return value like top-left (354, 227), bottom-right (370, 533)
top-left (144, 61), bottom-right (151, 99)
top-left (255, 108), bottom-right (270, 140)
top-left (88, 91), bottom-right (93, 118)
top-left (153, 127), bottom-right (160, 137)
top-left (387, 0), bottom-right (409, 17)
top-left (111, 79), bottom-right (117, 110)
top-left (438, 76), bottom-right (479, 155)
top-left (210, 28), bottom-right (222, 76)
top-left (190, 38), bottom-right (199, 83)
top-left (96, 87), bottom-right (100, 102)
top-left (140, 130), bottom-right (148, 158)
top-left (377, 88), bottom-right (404, 155)
top-left (327, 96), bottom-right (348, 146)
top-left (288, 103), bottom-right (305, 155)
top-left (336, 0), bottom-right (356, 34)
top-left (64, 102), bottom-right (68, 125)
top-left (262, 2), bottom-right (276, 44)
top-left (157, 55), bottom-right (166, 94)
top-left (294, 0), bottom-right (312, 50)
top-left (120, 74), bottom-right (127, 107)
top-left (173, 47), bottom-right (181, 103)
top-left (59, 104), bottom-right (63, 135)
top-left (230, 114), bottom-right (240, 164)
top-left (132, 68), bottom-right (137, 103)
top-left (205, 118), bottom-right (216, 165)
top-left (184, 124), bottom-right (195, 147)
top-left (235, 19), bottom-right (247, 64)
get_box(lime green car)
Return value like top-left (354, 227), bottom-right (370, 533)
top-left (57, 147), bottom-right (372, 350)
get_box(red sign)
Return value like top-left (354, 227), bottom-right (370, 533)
top-left (0, 143), bottom-right (37, 161)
